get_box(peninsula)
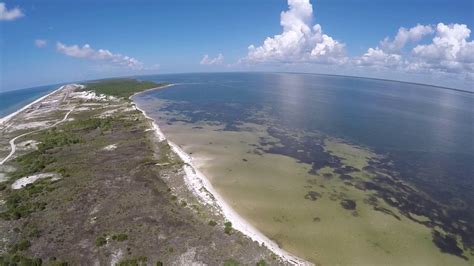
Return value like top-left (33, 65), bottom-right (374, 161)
top-left (0, 79), bottom-right (295, 265)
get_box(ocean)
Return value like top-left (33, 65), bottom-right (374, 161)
top-left (0, 84), bottom-right (61, 118)
top-left (133, 72), bottom-right (474, 265)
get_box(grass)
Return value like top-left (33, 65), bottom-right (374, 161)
top-left (84, 78), bottom-right (166, 99)
top-left (256, 259), bottom-right (267, 266)
top-left (116, 256), bottom-right (148, 266)
top-left (224, 258), bottom-right (240, 266)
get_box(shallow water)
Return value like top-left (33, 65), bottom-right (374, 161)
top-left (134, 72), bottom-right (474, 264)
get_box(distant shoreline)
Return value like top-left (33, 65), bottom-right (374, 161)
top-left (278, 71), bottom-right (474, 95)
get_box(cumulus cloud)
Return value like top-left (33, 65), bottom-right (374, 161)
top-left (353, 47), bottom-right (402, 68)
top-left (411, 23), bottom-right (474, 74)
top-left (34, 39), bottom-right (47, 48)
top-left (241, 0), bottom-right (345, 64)
top-left (354, 23), bottom-right (474, 79)
top-left (200, 53), bottom-right (224, 65)
top-left (56, 42), bottom-right (144, 69)
top-left (380, 24), bottom-right (434, 53)
top-left (0, 2), bottom-right (24, 21)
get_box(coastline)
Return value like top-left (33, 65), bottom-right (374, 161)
top-left (1, 82), bottom-right (309, 264)
top-left (0, 85), bottom-right (67, 125)
top-left (132, 86), bottom-right (310, 265)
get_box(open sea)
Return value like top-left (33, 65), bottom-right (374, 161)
top-left (134, 72), bottom-right (474, 265)
top-left (0, 84), bottom-right (60, 118)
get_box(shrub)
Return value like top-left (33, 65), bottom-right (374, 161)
top-left (85, 79), bottom-right (164, 99)
top-left (112, 234), bottom-right (128, 242)
top-left (95, 236), bottom-right (107, 247)
top-left (116, 256), bottom-right (147, 266)
top-left (256, 259), bottom-right (267, 266)
top-left (224, 221), bottom-right (232, 235)
top-left (208, 220), bottom-right (217, 226)
top-left (0, 254), bottom-right (42, 266)
top-left (10, 239), bottom-right (31, 252)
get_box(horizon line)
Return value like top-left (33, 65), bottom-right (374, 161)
top-left (3, 71), bottom-right (473, 95)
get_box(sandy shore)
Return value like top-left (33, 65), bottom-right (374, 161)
top-left (132, 88), bottom-right (311, 265)
top-left (0, 85), bottom-right (66, 125)
top-left (2, 83), bottom-right (310, 264)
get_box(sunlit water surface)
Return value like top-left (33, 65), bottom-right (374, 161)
top-left (134, 73), bottom-right (473, 265)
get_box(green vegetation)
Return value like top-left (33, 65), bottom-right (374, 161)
top-left (116, 256), bottom-right (148, 266)
top-left (112, 233), bottom-right (128, 242)
top-left (0, 117), bottom-right (118, 221)
top-left (156, 262), bottom-right (163, 266)
top-left (224, 258), bottom-right (240, 266)
top-left (256, 259), bottom-right (267, 266)
top-left (0, 180), bottom-right (50, 220)
top-left (0, 254), bottom-right (42, 266)
top-left (9, 239), bottom-right (31, 253)
top-left (95, 236), bottom-right (107, 247)
top-left (85, 78), bottom-right (165, 99)
top-left (208, 220), bottom-right (217, 226)
top-left (224, 221), bottom-right (232, 235)
top-left (63, 117), bottom-right (113, 132)
top-left (10, 127), bottom-right (82, 180)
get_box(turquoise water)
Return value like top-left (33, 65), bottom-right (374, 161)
top-left (0, 84), bottom-right (60, 118)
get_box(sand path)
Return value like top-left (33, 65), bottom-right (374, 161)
top-left (0, 98), bottom-right (74, 165)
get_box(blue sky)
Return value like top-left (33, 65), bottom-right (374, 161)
top-left (1, 0), bottom-right (473, 91)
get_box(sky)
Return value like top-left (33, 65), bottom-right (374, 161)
top-left (1, 0), bottom-right (473, 91)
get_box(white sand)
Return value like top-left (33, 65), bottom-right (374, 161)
top-left (133, 89), bottom-right (310, 265)
top-left (11, 173), bottom-right (60, 189)
top-left (0, 85), bottom-right (66, 125)
top-left (71, 90), bottom-right (119, 102)
top-left (0, 94), bottom-right (76, 165)
top-left (103, 144), bottom-right (117, 151)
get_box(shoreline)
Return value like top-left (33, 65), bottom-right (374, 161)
top-left (132, 87), bottom-right (310, 265)
top-left (0, 85), bottom-right (67, 125)
top-left (2, 82), bottom-right (309, 264)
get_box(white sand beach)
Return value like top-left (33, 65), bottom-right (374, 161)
top-left (133, 91), bottom-right (311, 265)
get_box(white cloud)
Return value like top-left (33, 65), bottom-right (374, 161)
top-left (354, 23), bottom-right (474, 79)
top-left (34, 39), bottom-right (47, 48)
top-left (0, 2), bottom-right (24, 21)
top-left (353, 47), bottom-right (402, 68)
top-left (411, 23), bottom-right (474, 74)
top-left (380, 24), bottom-right (433, 53)
top-left (353, 24), bottom-right (434, 69)
top-left (241, 0), bottom-right (345, 64)
top-left (56, 42), bottom-right (144, 69)
top-left (200, 53), bottom-right (224, 65)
